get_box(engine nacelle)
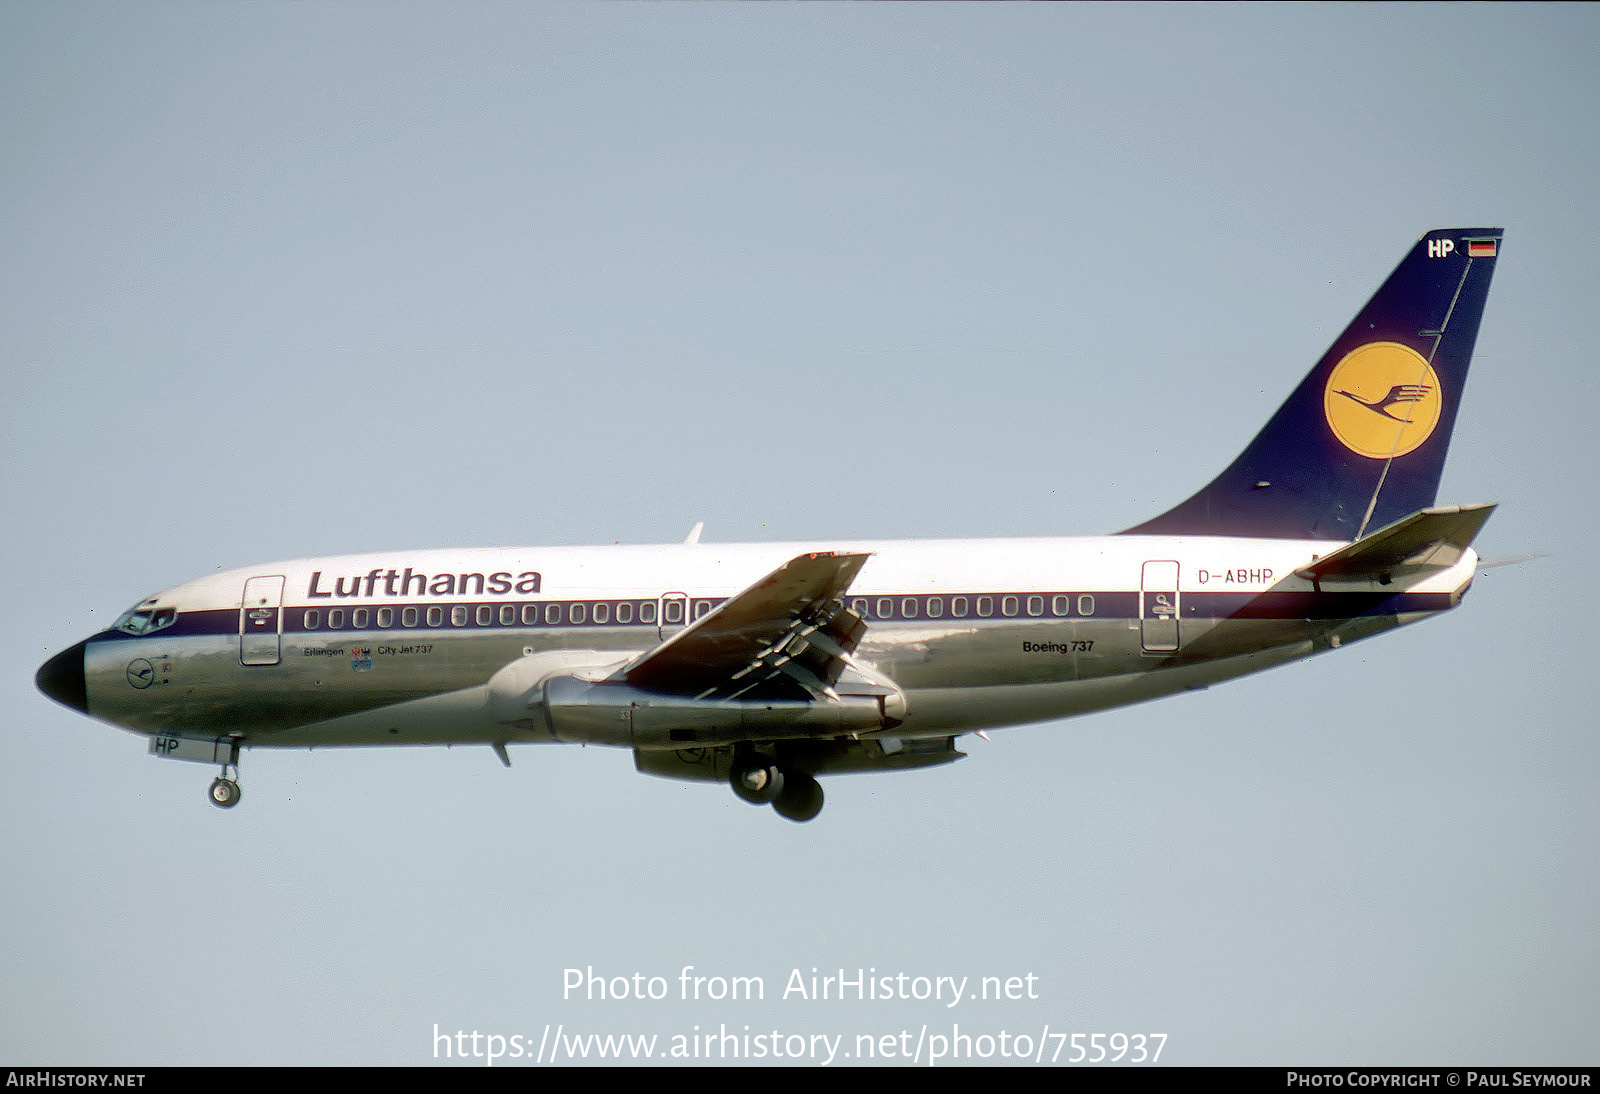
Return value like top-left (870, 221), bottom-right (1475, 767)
top-left (540, 675), bottom-right (898, 748)
top-left (483, 648), bottom-right (909, 748)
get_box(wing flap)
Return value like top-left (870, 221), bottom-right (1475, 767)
top-left (622, 551), bottom-right (871, 699)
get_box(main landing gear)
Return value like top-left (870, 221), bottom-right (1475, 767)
top-left (729, 750), bottom-right (824, 823)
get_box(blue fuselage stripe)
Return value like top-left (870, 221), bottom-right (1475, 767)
top-left (88, 588), bottom-right (1454, 644)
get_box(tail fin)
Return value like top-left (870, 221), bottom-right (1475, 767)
top-left (1123, 228), bottom-right (1502, 540)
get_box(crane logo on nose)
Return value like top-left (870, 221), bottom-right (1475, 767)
top-left (126, 659), bottom-right (155, 689)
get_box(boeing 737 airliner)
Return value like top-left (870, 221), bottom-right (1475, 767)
top-left (37, 229), bottom-right (1503, 821)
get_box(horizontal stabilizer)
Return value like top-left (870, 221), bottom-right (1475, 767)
top-left (1296, 503), bottom-right (1496, 584)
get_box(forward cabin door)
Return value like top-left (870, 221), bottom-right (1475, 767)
top-left (1140, 561), bottom-right (1181, 653)
top-left (240, 575), bottom-right (285, 666)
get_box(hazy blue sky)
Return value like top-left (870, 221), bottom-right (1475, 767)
top-left (3, 2), bottom-right (1596, 1066)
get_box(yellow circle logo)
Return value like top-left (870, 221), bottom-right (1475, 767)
top-left (1323, 342), bottom-right (1442, 459)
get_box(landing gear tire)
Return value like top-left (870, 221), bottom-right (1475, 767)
top-left (209, 777), bottom-right (241, 809)
top-left (730, 755), bottom-right (785, 805)
top-left (773, 773), bottom-right (824, 823)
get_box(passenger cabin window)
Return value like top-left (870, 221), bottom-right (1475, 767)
top-left (328, 608), bottom-right (344, 629)
top-left (353, 608), bottom-right (369, 629)
top-left (304, 609), bottom-right (320, 630)
top-left (377, 607), bottom-right (394, 628)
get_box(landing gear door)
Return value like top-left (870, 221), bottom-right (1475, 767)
top-left (240, 575), bottom-right (285, 666)
top-left (1140, 561), bottom-right (1180, 653)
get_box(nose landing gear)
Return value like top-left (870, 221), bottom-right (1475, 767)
top-left (209, 775), bottom-right (242, 808)
top-left (207, 740), bottom-right (243, 809)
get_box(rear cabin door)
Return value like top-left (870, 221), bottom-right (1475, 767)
top-left (240, 575), bottom-right (285, 666)
top-left (1140, 561), bottom-right (1181, 653)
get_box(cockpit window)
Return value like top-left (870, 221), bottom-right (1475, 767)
top-left (114, 601), bottom-right (178, 636)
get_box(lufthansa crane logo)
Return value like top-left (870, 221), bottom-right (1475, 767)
top-left (1323, 342), bottom-right (1442, 459)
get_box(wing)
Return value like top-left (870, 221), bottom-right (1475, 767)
top-left (619, 551), bottom-right (871, 702)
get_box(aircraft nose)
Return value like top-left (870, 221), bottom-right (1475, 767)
top-left (37, 640), bottom-right (89, 713)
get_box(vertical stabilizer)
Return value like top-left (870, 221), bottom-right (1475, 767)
top-left (1123, 229), bottom-right (1501, 540)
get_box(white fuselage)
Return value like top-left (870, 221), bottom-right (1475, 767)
top-left (78, 533), bottom-right (1477, 750)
